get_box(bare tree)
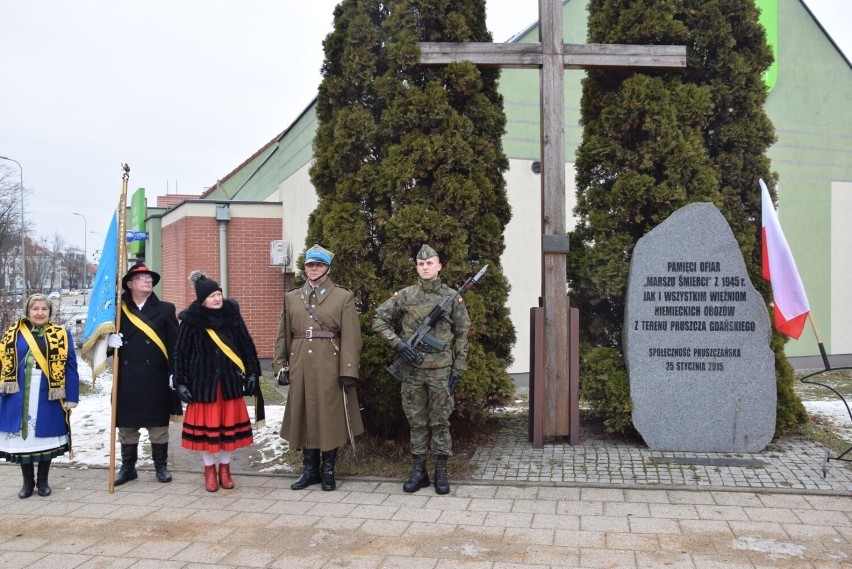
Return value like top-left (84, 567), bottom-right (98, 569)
top-left (0, 165), bottom-right (24, 293)
top-left (61, 246), bottom-right (84, 290)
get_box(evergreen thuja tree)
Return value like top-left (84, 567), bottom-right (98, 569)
top-left (569, 0), bottom-right (806, 434)
top-left (307, 0), bottom-right (515, 439)
top-left (679, 0), bottom-right (806, 432)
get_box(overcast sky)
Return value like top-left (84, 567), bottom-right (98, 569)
top-left (1, 0), bottom-right (848, 258)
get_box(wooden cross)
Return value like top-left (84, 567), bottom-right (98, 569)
top-left (418, 0), bottom-right (686, 440)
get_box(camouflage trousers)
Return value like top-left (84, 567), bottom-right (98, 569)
top-left (401, 366), bottom-right (454, 455)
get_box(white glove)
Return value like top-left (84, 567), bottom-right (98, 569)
top-left (169, 374), bottom-right (174, 389)
top-left (107, 333), bottom-right (123, 348)
top-left (63, 401), bottom-right (78, 411)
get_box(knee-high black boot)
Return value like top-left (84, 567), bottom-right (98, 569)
top-left (114, 444), bottom-right (138, 486)
top-left (36, 460), bottom-right (52, 497)
top-left (290, 449), bottom-right (321, 490)
top-left (18, 463), bottom-right (35, 499)
top-left (320, 449), bottom-right (338, 491)
top-left (151, 443), bottom-right (172, 483)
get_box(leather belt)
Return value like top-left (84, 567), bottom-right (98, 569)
top-left (293, 330), bottom-right (337, 339)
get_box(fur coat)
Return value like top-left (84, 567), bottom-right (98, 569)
top-left (173, 299), bottom-right (260, 403)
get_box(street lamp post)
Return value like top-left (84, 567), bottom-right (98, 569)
top-left (0, 156), bottom-right (25, 297)
top-left (73, 212), bottom-right (87, 302)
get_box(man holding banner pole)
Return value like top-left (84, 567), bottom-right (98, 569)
top-left (106, 263), bottom-right (180, 485)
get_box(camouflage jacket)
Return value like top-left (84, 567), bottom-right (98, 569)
top-left (372, 277), bottom-right (470, 371)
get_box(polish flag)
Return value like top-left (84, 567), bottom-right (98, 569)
top-left (760, 179), bottom-right (810, 339)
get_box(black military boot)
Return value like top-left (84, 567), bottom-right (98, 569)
top-left (403, 454), bottom-right (430, 493)
top-left (434, 454), bottom-right (450, 495)
top-left (36, 460), bottom-right (52, 497)
top-left (114, 444), bottom-right (138, 486)
top-left (18, 463), bottom-right (35, 499)
top-left (151, 443), bottom-right (173, 483)
top-left (290, 449), bottom-right (321, 490)
top-left (320, 449), bottom-right (338, 491)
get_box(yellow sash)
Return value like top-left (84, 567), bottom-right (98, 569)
top-left (206, 329), bottom-right (246, 375)
top-left (20, 325), bottom-right (52, 380)
top-left (121, 303), bottom-right (168, 360)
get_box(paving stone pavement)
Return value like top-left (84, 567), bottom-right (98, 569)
top-left (1, 463), bottom-right (851, 569)
top-left (470, 423), bottom-right (852, 493)
top-left (2, 421), bottom-right (852, 569)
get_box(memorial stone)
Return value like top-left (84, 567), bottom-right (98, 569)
top-left (624, 202), bottom-right (775, 452)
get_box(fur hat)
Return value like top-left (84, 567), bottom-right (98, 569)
top-left (189, 270), bottom-right (222, 303)
top-left (122, 262), bottom-right (161, 291)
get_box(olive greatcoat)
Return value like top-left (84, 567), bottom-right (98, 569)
top-left (115, 291), bottom-right (179, 427)
top-left (272, 279), bottom-right (363, 452)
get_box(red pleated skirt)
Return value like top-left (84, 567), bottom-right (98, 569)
top-left (181, 383), bottom-right (253, 453)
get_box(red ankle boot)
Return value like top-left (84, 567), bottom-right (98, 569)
top-left (218, 463), bottom-right (234, 489)
top-left (204, 465), bottom-right (218, 492)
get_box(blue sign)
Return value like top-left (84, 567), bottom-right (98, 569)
top-left (125, 230), bottom-right (149, 242)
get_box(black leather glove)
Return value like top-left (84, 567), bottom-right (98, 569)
top-left (394, 340), bottom-right (419, 363)
top-left (449, 370), bottom-right (461, 394)
top-left (245, 375), bottom-right (258, 396)
top-left (176, 384), bottom-right (193, 404)
top-left (339, 376), bottom-right (357, 389)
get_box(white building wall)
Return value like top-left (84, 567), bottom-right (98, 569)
top-left (502, 158), bottom-right (577, 373)
top-left (830, 181), bottom-right (852, 353)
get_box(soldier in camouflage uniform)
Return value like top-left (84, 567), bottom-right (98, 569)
top-left (372, 244), bottom-right (470, 495)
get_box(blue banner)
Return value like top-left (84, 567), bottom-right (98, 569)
top-left (82, 210), bottom-right (118, 378)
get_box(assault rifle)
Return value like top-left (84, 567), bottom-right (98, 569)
top-left (387, 264), bottom-right (488, 382)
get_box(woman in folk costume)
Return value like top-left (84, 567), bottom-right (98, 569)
top-left (173, 271), bottom-right (263, 492)
top-left (0, 294), bottom-right (80, 498)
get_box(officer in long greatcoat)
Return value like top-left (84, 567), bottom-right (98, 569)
top-left (107, 263), bottom-right (179, 486)
top-left (272, 244), bottom-right (363, 491)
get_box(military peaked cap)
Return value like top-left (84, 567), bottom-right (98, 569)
top-left (304, 244), bottom-right (334, 265)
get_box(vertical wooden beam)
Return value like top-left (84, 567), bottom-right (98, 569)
top-left (539, 0), bottom-right (570, 435)
top-left (568, 305), bottom-right (581, 443)
top-left (529, 306), bottom-right (545, 447)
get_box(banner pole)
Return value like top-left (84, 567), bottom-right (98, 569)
top-left (108, 164), bottom-right (130, 493)
top-left (807, 313), bottom-right (831, 371)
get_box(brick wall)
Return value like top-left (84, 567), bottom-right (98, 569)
top-left (161, 216), bottom-right (286, 359)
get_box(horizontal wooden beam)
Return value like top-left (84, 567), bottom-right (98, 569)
top-left (417, 42), bottom-right (686, 70)
top-left (563, 43), bottom-right (686, 70)
top-left (418, 42), bottom-right (545, 68)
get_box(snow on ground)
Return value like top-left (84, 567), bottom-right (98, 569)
top-left (53, 363), bottom-right (289, 471)
top-left (803, 400), bottom-right (852, 442)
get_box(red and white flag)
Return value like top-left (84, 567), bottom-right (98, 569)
top-left (760, 179), bottom-right (810, 339)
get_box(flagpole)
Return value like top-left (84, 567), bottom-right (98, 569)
top-left (109, 164), bottom-right (130, 493)
top-left (807, 313), bottom-right (831, 371)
